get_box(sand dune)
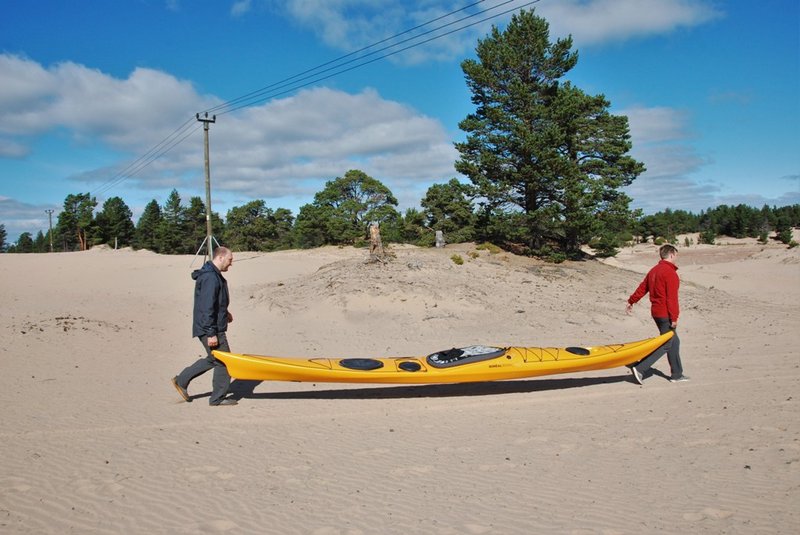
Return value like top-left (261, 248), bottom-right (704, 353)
top-left (1, 238), bottom-right (798, 533)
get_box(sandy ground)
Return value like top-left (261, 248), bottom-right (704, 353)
top-left (1, 235), bottom-right (798, 534)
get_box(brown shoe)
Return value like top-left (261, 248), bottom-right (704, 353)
top-left (171, 376), bottom-right (191, 402)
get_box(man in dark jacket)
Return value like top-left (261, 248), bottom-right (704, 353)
top-left (172, 247), bottom-right (238, 406)
top-left (626, 244), bottom-right (690, 385)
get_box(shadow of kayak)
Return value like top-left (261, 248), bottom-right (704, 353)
top-left (226, 372), bottom-right (638, 401)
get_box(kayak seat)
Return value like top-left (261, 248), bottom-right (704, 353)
top-left (426, 345), bottom-right (506, 368)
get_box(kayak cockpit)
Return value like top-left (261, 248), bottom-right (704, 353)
top-left (426, 345), bottom-right (507, 368)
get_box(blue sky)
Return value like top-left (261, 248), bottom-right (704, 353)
top-left (1, 0), bottom-right (798, 243)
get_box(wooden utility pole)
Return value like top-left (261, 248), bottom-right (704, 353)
top-left (197, 112), bottom-right (216, 260)
top-left (45, 209), bottom-right (54, 252)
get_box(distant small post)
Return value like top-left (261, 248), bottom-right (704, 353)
top-left (435, 230), bottom-right (445, 248)
top-left (196, 112), bottom-right (217, 260)
top-left (45, 209), bottom-right (54, 252)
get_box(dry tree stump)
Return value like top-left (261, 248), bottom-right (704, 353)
top-left (368, 223), bottom-right (387, 264)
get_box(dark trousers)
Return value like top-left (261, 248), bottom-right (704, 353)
top-left (176, 333), bottom-right (231, 405)
top-left (634, 317), bottom-right (683, 379)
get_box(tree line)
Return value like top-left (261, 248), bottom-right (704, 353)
top-left (1, 10), bottom-right (798, 256)
top-left (636, 205), bottom-right (800, 246)
top-left (2, 171), bottom-right (797, 255)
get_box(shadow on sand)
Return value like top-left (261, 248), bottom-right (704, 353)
top-left (223, 372), bottom-right (639, 401)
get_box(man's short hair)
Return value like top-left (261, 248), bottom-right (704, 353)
top-left (213, 246), bottom-right (231, 259)
top-left (659, 244), bottom-right (678, 259)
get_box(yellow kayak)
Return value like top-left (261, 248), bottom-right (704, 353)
top-left (212, 331), bottom-right (673, 384)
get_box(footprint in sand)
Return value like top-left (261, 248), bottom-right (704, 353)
top-left (354, 447), bottom-right (391, 456)
top-left (72, 477), bottom-right (124, 495)
top-left (184, 465), bottom-right (235, 482)
top-left (312, 528), bottom-right (365, 535)
top-left (0, 477), bottom-right (32, 493)
top-left (189, 519), bottom-right (240, 532)
top-left (683, 507), bottom-right (734, 522)
top-left (389, 464), bottom-right (434, 476)
top-left (463, 523), bottom-right (492, 534)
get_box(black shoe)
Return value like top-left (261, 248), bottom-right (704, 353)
top-left (171, 376), bottom-right (191, 402)
top-left (669, 375), bottom-right (690, 383)
top-left (211, 398), bottom-right (238, 406)
top-left (631, 367), bottom-right (643, 385)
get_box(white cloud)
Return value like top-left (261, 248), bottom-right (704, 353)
top-left (623, 104), bottom-right (704, 175)
top-left (708, 89), bottom-right (754, 106)
top-left (540, 0), bottom-right (723, 46)
top-left (0, 138), bottom-right (30, 158)
top-left (0, 54), bottom-right (212, 150)
top-left (0, 197), bottom-right (59, 243)
top-left (619, 105), bottom-right (798, 213)
top-left (622, 104), bottom-right (715, 212)
top-left (231, 0), bottom-right (252, 17)
top-left (274, 0), bottom-right (503, 65)
top-left (206, 87), bottom-right (458, 201)
top-left (0, 53), bottom-right (457, 226)
top-left (623, 105), bottom-right (691, 144)
top-left (270, 0), bottom-right (722, 64)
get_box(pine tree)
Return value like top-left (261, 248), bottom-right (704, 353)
top-left (96, 196), bottom-right (136, 248)
top-left (56, 193), bottom-right (97, 251)
top-left (135, 200), bottom-right (162, 252)
top-left (157, 190), bottom-right (186, 254)
top-left (420, 179), bottom-right (475, 243)
top-left (455, 9), bottom-right (643, 256)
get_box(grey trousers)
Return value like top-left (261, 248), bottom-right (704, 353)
top-left (175, 333), bottom-right (231, 405)
top-left (633, 317), bottom-right (683, 379)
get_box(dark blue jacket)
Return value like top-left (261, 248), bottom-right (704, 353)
top-left (191, 261), bottom-right (230, 338)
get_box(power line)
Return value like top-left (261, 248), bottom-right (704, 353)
top-left (91, 119), bottom-right (200, 197)
top-left (204, 0), bottom-right (495, 116)
top-left (214, 0), bottom-right (541, 116)
top-left (206, 0), bottom-right (533, 117)
top-left (93, 2), bottom-right (508, 197)
top-left (92, 0), bottom-right (540, 196)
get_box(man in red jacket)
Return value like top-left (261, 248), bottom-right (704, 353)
top-left (626, 244), bottom-right (690, 385)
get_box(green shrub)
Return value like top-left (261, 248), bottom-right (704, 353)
top-left (450, 254), bottom-right (464, 265)
top-left (416, 232), bottom-right (435, 248)
top-left (617, 231), bottom-right (634, 245)
top-left (699, 228), bottom-right (716, 245)
top-left (590, 234), bottom-right (620, 258)
top-left (475, 242), bottom-right (502, 254)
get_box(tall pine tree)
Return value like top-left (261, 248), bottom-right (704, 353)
top-left (455, 9), bottom-right (644, 255)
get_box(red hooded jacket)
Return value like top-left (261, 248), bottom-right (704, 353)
top-left (628, 259), bottom-right (680, 322)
